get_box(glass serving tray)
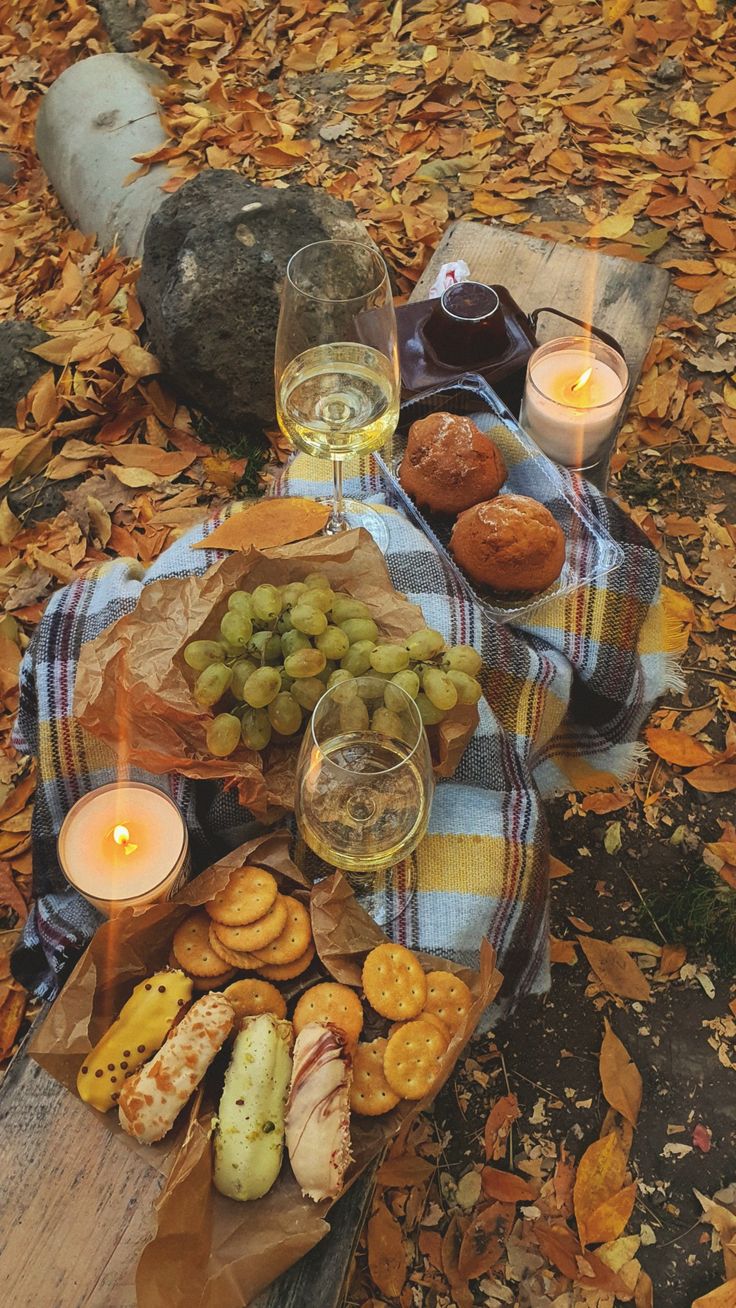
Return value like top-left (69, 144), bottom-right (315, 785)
top-left (374, 373), bottom-right (624, 626)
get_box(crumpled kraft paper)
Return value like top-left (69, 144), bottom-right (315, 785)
top-left (74, 528), bottom-right (478, 818)
top-left (30, 831), bottom-right (502, 1307)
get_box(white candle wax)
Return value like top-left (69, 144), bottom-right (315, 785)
top-left (523, 348), bottom-right (625, 467)
top-left (58, 783), bottom-right (188, 914)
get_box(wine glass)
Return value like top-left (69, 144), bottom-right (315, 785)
top-left (274, 239), bottom-right (400, 553)
top-left (294, 675), bottom-right (434, 926)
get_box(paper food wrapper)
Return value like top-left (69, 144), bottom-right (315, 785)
top-left (74, 527), bottom-right (479, 818)
top-left (30, 831), bottom-right (503, 1308)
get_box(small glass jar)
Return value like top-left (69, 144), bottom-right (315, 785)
top-left (424, 281), bottom-right (509, 366)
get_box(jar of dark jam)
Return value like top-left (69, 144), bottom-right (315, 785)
top-left (395, 281), bottom-right (538, 417)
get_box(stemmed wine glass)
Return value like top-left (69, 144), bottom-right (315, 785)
top-left (294, 675), bottom-right (434, 926)
top-left (274, 240), bottom-right (400, 554)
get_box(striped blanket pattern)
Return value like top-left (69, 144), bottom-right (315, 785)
top-left (12, 450), bottom-right (676, 1016)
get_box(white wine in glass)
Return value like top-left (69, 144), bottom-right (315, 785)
top-left (294, 675), bottom-right (434, 925)
top-left (275, 241), bottom-right (400, 553)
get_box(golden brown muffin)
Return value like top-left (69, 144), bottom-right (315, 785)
top-left (450, 494), bottom-right (565, 595)
top-left (399, 412), bottom-right (506, 515)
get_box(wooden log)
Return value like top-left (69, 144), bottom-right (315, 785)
top-left (35, 54), bottom-right (169, 258)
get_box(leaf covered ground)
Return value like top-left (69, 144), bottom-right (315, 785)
top-left (1, 0), bottom-right (735, 1304)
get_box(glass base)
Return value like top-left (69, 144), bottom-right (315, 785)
top-left (343, 860), bottom-right (416, 929)
top-left (320, 497), bottom-right (390, 553)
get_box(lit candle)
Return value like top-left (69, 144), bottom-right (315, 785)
top-left (58, 782), bottom-right (189, 915)
top-left (521, 336), bottom-right (629, 471)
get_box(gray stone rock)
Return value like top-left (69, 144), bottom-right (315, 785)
top-left (654, 56), bottom-right (683, 85)
top-left (92, 0), bottom-right (148, 51)
top-left (0, 152), bottom-right (19, 188)
top-left (137, 171), bottom-right (368, 438)
top-left (0, 322), bottom-right (52, 427)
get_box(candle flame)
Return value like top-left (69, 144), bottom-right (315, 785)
top-left (571, 366), bottom-right (593, 394)
top-left (113, 824), bottom-right (137, 856)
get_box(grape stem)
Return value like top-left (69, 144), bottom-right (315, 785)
top-left (327, 457), bottom-right (348, 534)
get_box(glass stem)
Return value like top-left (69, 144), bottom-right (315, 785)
top-left (330, 456), bottom-right (348, 532)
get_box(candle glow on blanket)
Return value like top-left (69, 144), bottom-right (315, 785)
top-left (58, 783), bottom-right (188, 914)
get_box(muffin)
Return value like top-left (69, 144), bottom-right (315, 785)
top-left (399, 412), bottom-right (506, 515)
top-left (450, 494), bottom-right (565, 595)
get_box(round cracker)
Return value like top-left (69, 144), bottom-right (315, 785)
top-left (212, 894), bottom-right (288, 953)
top-left (362, 942), bottom-right (427, 1021)
top-left (350, 1038), bottom-right (400, 1116)
top-left (383, 1019), bottom-right (446, 1101)
top-left (208, 924), bottom-right (261, 970)
top-left (423, 970), bottom-right (472, 1034)
top-left (252, 897), bottom-right (311, 966)
top-left (206, 865), bottom-right (278, 927)
top-left (258, 941), bottom-right (316, 981)
top-left (173, 910), bottom-right (232, 977)
top-left (293, 982), bottom-right (364, 1045)
top-left (192, 967), bottom-right (237, 991)
top-left (223, 978), bottom-right (287, 1021)
top-left (389, 1010), bottom-right (450, 1046)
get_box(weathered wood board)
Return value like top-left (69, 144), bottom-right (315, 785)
top-left (0, 1017), bottom-right (375, 1308)
top-left (413, 220), bottom-right (671, 411)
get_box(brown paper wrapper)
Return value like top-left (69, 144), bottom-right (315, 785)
top-left (30, 831), bottom-right (502, 1308)
top-left (74, 528), bottom-right (478, 817)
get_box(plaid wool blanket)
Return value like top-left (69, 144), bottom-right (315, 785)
top-left (11, 450), bottom-right (681, 1015)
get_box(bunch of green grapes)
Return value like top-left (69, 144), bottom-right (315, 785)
top-left (182, 573), bottom-right (484, 758)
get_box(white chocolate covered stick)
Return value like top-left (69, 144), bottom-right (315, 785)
top-left (285, 1022), bottom-right (353, 1202)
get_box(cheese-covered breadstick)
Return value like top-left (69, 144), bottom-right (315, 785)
top-left (77, 969), bottom-right (193, 1112)
top-left (119, 992), bottom-right (235, 1143)
top-left (214, 1013), bottom-right (293, 1201)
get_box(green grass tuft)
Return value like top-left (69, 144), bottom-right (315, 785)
top-left (650, 864), bottom-right (736, 971)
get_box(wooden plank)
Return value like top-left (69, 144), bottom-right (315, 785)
top-left (413, 220), bottom-right (670, 403)
top-left (0, 1028), bottom-right (162, 1308)
top-left (0, 1015), bottom-right (376, 1308)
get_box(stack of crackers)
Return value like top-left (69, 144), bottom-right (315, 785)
top-left (172, 865), bottom-right (315, 993)
top-left (173, 871), bottom-right (472, 1119)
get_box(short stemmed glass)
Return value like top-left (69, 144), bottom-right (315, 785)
top-left (294, 675), bottom-right (434, 926)
top-left (274, 240), bottom-right (400, 554)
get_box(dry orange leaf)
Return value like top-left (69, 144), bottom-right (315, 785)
top-left (581, 791), bottom-right (631, 814)
top-left (645, 726), bottom-right (715, 768)
top-left (483, 1093), bottom-right (520, 1161)
top-left (441, 1215), bottom-right (474, 1308)
top-left (578, 936), bottom-right (652, 1001)
top-left (706, 79), bottom-right (736, 117)
top-left (0, 984), bottom-right (27, 1059)
top-left (550, 935), bottom-right (577, 965)
top-left (366, 1200), bottom-right (407, 1299)
top-left (376, 1154), bottom-right (435, 1187)
top-left (574, 1132), bottom-right (635, 1247)
top-left (481, 1167), bottom-right (536, 1203)
top-left (599, 1018), bottom-right (642, 1125)
top-left (693, 1280), bottom-right (736, 1308)
top-left (658, 943), bottom-right (687, 975)
top-left (109, 446), bottom-right (197, 477)
top-left (685, 455), bottom-right (736, 475)
top-left (549, 854), bottom-right (573, 878)
top-left (695, 1190), bottom-right (736, 1280)
top-left (686, 763), bottom-right (736, 793)
top-left (192, 497), bottom-right (331, 552)
top-left (458, 1202), bottom-right (514, 1280)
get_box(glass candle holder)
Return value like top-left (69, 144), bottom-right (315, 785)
top-left (58, 782), bottom-right (190, 916)
top-left (520, 335), bottom-right (629, 487)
